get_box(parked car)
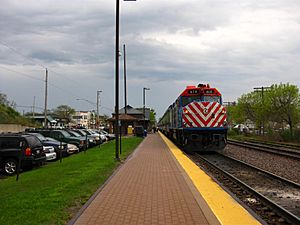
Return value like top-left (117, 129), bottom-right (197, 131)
top-left (134, 126), bottom-right (144, 137)
top-left (82, 129), bottom-right (102, 145)
top-left (73, 129), bottom-right (102, 146)
top-left (33, 129), bottom-right (87, 151)
top-left (26, 132), bottom-right (68, 158)
top-left (0, 133), bottom-right (46, 175)
top-left (91, 130), bottom-right (107, 142)
top-left (65, 143), bottom-right (80, 154)
top-left (100, 130), bottom-right (115, 140)
top-left (43, 146), bottom-right (56, 161)
top-left (65, 130), bottom-right (96, 148)
top-left (46, 137), bottom-right (79, 154)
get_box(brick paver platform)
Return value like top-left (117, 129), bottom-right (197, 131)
top-left (71, 133), bottom-right (209, 225)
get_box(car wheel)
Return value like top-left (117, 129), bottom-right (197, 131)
top-left (3, 158), bottom-right (18, 175)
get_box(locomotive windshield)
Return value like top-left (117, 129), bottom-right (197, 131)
top-left (203, 96), bottom-right (221, 103)
top-left (181, 95), bottom-right (221, 106)
top-left (181, 96), bottom-right (201, 106)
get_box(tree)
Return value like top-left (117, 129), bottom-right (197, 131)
top-left (226, 103), bottom-right (244, 125)
top-left (228, 90), bottom-right (271, 135)
top-left (265, 83), bottom-right (300, 136)
top-left (149, 109), bottom-right (157, 127)
top-left (0, 92), bottom-right (9, 106)
top-left (52, 105), bottom-right (75, 124)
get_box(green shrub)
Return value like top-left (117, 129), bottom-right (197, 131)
top-left (293, 129), bottom-right (300, 142)
top-left (279, 130), bottom-right (294, 142)
top-left (228, 128), bottom-right (239, 136)
top-left (0, 104), bottom-right (36, 126)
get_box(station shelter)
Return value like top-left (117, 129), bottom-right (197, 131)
top-left (108, 105), bottom-right (150, 135)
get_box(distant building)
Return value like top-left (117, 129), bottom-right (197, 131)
top-left (72, 111), bottom-right (96, 128)
top-left (109, 105), bottom-right (150, 135)
top-left (30, 115), bottom-right (63, 128)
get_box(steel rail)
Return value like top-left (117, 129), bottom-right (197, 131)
top-left (230, 138), bottom-right (300, 151)
top-left (221, 153), bottom-right (300, 188)
top-left (191, 153), bottom-right (300, 225)
top-left (228, 139), bottom-right (300, 159)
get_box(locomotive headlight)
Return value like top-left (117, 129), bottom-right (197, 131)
top-left (184, 108), bottom-right (189, 114)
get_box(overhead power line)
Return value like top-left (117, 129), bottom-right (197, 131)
top-left (0, 65), bottom-right (44, 82)
top-left (0, 40), bottom-right (111, 112)
top-left (0, 65), bottom-right (83, 100)
top-left (0, 39), bottom-right (96, 90)
top-left (0, 40), bottom-right (46, 70)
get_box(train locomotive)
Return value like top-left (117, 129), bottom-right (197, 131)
top-left (158, 84), bottom-right (227, 151)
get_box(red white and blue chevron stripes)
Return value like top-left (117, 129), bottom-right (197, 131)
top-left (182, 101), bottom-right (226, 128)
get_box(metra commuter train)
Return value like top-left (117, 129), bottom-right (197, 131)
top-left (158, 84), bottom-right (227, 151)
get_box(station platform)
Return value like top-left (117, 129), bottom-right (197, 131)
top-left (69, 133), bottom-right (261, 225)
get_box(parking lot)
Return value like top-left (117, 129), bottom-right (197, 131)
top-left (0, 136), bottom-right (142, 225)
top-left (0, 128), bottom-right (115, 176)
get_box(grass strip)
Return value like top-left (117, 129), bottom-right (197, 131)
top-left (0, 137), bottom-right (142, 225)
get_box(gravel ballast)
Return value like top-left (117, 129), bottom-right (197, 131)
top-left (222, 144), bottom-right (300, 184)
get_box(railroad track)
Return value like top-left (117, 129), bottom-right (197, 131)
top-left (231, 138), bottom-right (300, 151)
top-left (228, 139), bottom-right (300, 159)
top-left (188, 152), bottom-right (300, 225)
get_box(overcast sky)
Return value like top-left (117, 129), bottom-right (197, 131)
top-left (1, 0), bottom-right (300, 118)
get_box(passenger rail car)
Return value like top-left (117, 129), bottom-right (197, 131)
top-left (158, 84), bottom-right (227, 151)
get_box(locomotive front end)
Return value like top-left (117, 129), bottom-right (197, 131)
top-left (180, 84), bottom-right (227, 151)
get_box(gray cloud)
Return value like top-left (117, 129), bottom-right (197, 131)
top-left (0, 0), bottom-right (300, 118)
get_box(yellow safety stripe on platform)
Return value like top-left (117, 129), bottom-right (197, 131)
top-left (160, 133), bottom-right (261, 225)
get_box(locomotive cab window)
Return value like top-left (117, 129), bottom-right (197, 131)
top-left (181, 96), bottom-right (201, 106)
top-left (203, 96), bottom-right (221, 103)
top-left (181, 96), bottom-right (221, 106)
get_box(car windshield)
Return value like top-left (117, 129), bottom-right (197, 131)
top-left (26, 136), bottom-right (42, 147)
top-left (78, 130), bottom-right (87, 135)
top-left (47, 137), bottom-right (57, 142)
top-left (31, 133), bottom-right (47, 141)
top-left (69, 131), bottom-right (81, 137)
top-left (60, 130), bottom-right (71, 137)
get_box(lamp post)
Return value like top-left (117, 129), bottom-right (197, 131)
top-left (76, 98), bottom-right (96, 106)
top-left (123, 44), bottom-right (127, 114)
top-left (97, 90), bottom-right (102, 130)
top-left (44, 68), bottom-right (48, 128)
top-left (115, 0), bottom-right (136, 160)
top-left (143, 87), bottom-right (150, 130)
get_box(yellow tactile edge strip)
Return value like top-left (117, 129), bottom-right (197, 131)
top-left (159, 132), bottom-right (261, 225)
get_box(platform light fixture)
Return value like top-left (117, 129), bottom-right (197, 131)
top-left (97, 90), bottom-right (102, 130)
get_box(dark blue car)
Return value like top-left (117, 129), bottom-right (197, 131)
top-left (26, 133), bottom-right (68, 158)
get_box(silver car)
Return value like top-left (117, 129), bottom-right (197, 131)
top-left (43, 146), bottom-right (57, 161)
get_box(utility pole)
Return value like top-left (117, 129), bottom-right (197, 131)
top-left (97, 90), bottom-right (102, 130)
top-left (254, 86), bottom-right (270, 136)
top-left (32, 96), bottom-right (36, 117)
top-left (143, 87), bottom-right (150, 129)
top-left (115, 0), bottom-right (120, 160)
top-left (123, 44), bottom-right (127, 114)
top-left (44, 69), bottom-right (48, 128)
